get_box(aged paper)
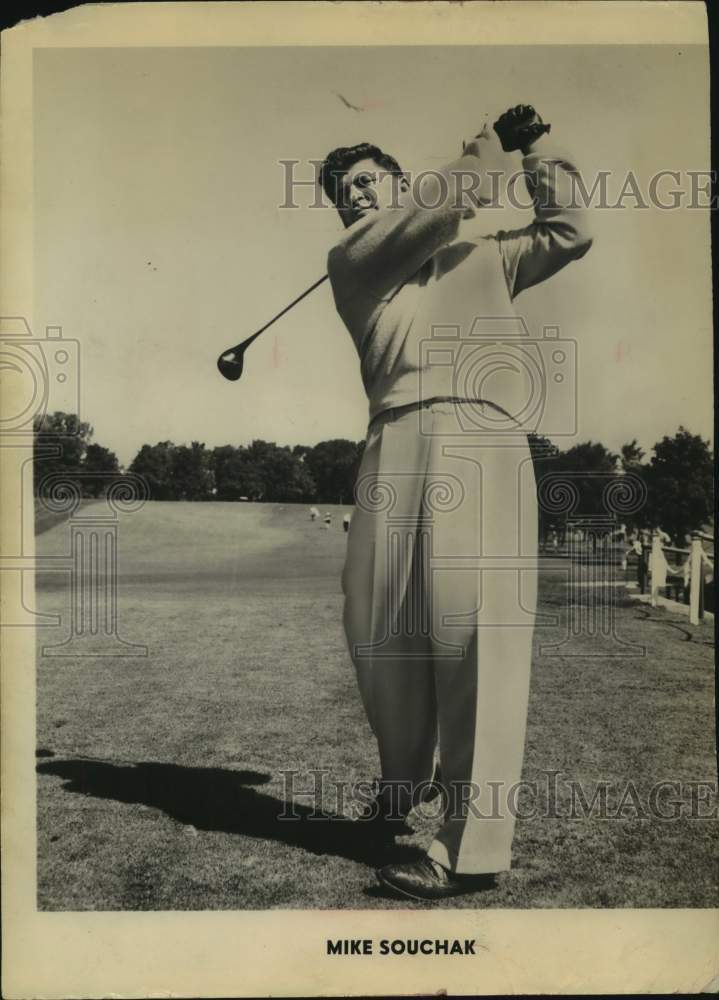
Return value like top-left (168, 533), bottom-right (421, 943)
top-left (1, 1), bottom-right (716, 996)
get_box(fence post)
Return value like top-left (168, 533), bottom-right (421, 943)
top-left (650, 532), bottom-right (661, 608)
top-left (689, 534), bottom-right (702, 626)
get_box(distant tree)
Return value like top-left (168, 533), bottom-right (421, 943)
top-left (242, 440), bottom-right (315, 502)
top-left (82, 443), bottom-right (120, 497)
top-left (552, 440), bottom-right (619, 516)
top-left (642, 427), bottom-right (713, 544)
top-left (212, 442), bottom-right (272, 501)
top-left (235, 445), bottom-right (268, 501)
top-left (212, 445), bottom-right (245, 500)
top-left (172, 442), bottom-right (215, 500)
top-left (557, 440), bottom-right (618, 477)
top-left (528, 434), bottom-right (561, 538)
top-left (532, 440), bottom-right (622, 549)
top-left (304, 439), bottom-right (364, 504)
top-left (129, 441), bottom-right (177, 500)
top-left (277, 450), bottom-right (317, 503)
top-left (528, 433), bottom-right (559, 474)
top-left (620, 439), bottom-right (645, 469)
top-left (33, 412), bottom-right (94, 494)
top-left (614, 439), bottom-right (649, 533)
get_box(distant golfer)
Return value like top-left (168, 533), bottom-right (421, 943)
top-left (310, 506), bottom-right (319, 521)
top-left (320, 104), bottom-right (592, 899)
top-left (343, 513), bottom-right (351, 534)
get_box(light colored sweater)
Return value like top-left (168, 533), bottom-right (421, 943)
top-left (327, 138), bottom-right (593, 427)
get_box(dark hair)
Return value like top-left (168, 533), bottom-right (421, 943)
top-left (318, 142), bottom-right (404, 206)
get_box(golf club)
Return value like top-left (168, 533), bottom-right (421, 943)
top-left (217, 273), bottom-right (329, 381)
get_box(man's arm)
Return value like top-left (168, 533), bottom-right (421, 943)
top-left (495, 132), bottom-right (594, 298)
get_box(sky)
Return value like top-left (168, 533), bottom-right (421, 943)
top-left (33, 44), bottom-right (712, 467)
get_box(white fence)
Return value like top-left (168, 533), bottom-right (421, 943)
top-left (648, 531), bottom-right (714, 625)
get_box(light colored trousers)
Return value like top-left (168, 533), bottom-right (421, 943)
top-left (342, 399), bottom-right (538, 874)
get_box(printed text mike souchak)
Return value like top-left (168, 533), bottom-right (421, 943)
top-left (327, 938), bottom-right (477, 956)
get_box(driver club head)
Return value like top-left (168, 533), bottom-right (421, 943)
top-left (217, 349), bottom-right (244, 381)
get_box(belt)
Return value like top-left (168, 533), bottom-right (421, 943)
top-left (368, 396), bottom-right (516, 431)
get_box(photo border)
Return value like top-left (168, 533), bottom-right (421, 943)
top-left (1, 2), bottom-right (716, 996)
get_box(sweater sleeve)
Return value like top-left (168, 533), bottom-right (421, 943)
top-left (496, 144), bottom-right (593, 298)
top-left (327, 153), bottom-right (491, 305)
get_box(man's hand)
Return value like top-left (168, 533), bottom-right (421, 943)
top-left (493, 105), bottom-right (551, 155)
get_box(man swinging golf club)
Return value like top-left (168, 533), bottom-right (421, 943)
top-left (319, 105), bottom-right (593, 900)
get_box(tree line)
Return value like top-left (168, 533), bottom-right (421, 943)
top-left (529, 431), bottom-right (713, 545)
top-left (33, 412), bottom-right (713, 543)
top-left (33, 413), bottom-right (364, 505)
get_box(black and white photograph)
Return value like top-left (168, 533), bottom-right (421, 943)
top-left (1, 1), bottom-right (716, 996)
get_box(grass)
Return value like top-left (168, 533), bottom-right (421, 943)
top-left (34, 497), bottom-right (98, 536)
top-left (35, 502), bottom-right (718, 910)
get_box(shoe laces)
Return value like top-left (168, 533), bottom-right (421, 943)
top-left (420, 856), bottom-right (450, 880)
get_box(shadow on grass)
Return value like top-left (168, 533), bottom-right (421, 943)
top-left (37, 757), bottom-right (423, 867)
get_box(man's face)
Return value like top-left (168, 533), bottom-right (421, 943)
top-left (336, 157), bottom-right (407, 228)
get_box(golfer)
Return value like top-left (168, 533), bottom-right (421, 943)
top-left (320, 106), bottom-right (592, 899)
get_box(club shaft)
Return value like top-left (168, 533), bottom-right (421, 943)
top-left (229, 273), bottom-right (329, 355)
